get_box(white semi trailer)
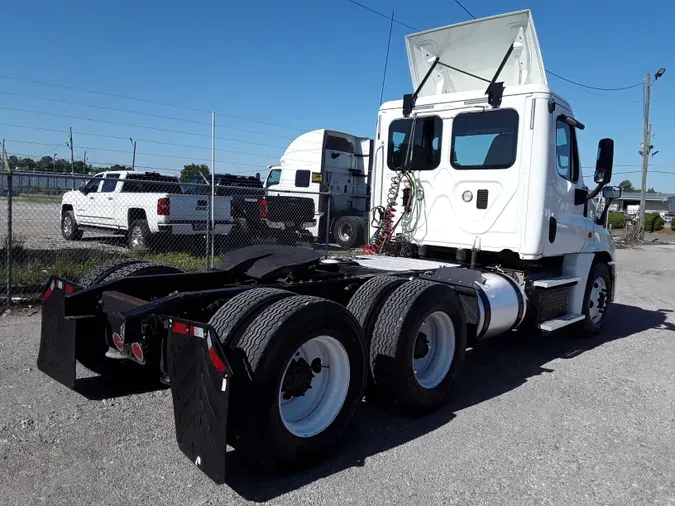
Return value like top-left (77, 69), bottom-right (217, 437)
top-left (37, 10), bottom-right (623, 484)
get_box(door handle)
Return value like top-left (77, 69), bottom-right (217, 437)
top-left (107, 197), bottom-right (113, 200)
top-left (89, 196), bottom-right (95, 200)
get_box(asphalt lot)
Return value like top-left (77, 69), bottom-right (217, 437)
top-left (1, 244), bottom-right (674, 505)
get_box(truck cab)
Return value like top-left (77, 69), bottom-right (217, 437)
top-left (371, 9), bottom-right (617, 261)
top-left (264, 129), bottom-right (373, 247)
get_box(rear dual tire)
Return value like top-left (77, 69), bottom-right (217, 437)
top-left (350, 277), bottom-right (467, 413)
top-left (210, 291), bottom-right (366, 468)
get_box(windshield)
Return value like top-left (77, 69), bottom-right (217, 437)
top-left (451, 109), bottom-right (519, 170)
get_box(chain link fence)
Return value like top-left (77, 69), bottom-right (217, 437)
top-left (0, 170), bottom-right (359, 303)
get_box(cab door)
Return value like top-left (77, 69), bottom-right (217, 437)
top-left (543, 114), bottom-right (589, 255)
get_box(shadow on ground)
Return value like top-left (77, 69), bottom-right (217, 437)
top-left (219, 303), bottom-right (674, 502)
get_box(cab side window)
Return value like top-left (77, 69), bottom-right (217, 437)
top-left (556, 119), bottom-right (579, 183)
top-left (84, 175), bottom-right (103, 192)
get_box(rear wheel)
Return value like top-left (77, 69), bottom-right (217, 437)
top-left (369, 280), bottom-right (467, 413)
top-left (228, 295), bottom-right (366, 468)
top-left (209, 288), bottom-right (294, 347)
top-left (128, 219), bottom-right (151, 251)
top-left (333, 216), bottom-right (364, 249)
top-left (76, 261), bottom-right (184, 377)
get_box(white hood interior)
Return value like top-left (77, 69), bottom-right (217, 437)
top-left (405, 10), bottom-right (547, 97)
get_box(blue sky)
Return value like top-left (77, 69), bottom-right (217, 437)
top-left (0, 0), bottom-right (673, 191)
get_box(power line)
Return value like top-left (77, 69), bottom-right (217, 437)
top-left (346, 0), bottom-right (646, 95)
top-left (345, 0), bottom-right (417, 30)
top-left (545, 70), bottom-right (643, 92)
top-left (6, 138), bottom-right (323, 166)
top-left (0, 105), bottom-right (299, 142)
top-left (0, 122), bottom-right (288, 151)
top-left (453, 0), bottom-right (476, 19)
top-left (0, 75), bottom-right (306, 132)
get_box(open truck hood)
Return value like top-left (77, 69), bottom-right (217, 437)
top-left (405, 10), bottom-right (547, 97)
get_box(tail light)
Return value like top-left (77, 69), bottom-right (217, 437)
top-left (157, 198), bottom-right (170, 216)
top-left (259, 199), bottom-right (268, 218)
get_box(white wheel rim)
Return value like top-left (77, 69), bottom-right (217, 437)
top-left (278, 335), bottom-right (351, 438)
top-left (412, 311), bottom-right (456, 389)
top-left (338, 223), bottom-right (352, 242)
top-left (63, 216), bottom-right (73, 235)
top-left (589, 277), bottom-right (608, 324)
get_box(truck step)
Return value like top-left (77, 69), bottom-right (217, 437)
top-left (533, 276), bottom-right (580, 289)
top-left (537, 313), bottom-right (585, 332)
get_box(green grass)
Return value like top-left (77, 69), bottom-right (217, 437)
top-left (0, 248), bottom-right (209, 289)
top-left (12, 195), bottom-right (63, 204)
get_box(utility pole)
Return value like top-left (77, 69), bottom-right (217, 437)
top-left (639, 67), bottom-right (667, 240)
top-left (130, 137), bottom-right (136, 170)
top-left (639, 73), bottom-right (650, 240)
top-left (68, 127), bottom-right (75, 188)
top-left (53, 153), bottom-right (57, 173)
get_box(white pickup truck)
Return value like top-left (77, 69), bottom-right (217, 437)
top-left (60, 170), bottom-right (233, 250)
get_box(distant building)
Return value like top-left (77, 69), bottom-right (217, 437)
top-left (608, 192), bottom-right (675, 215)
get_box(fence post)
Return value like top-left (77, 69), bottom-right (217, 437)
top-left (5, 148), bottom-right (12, 308)
top-left (324, 192), bottom-right (331, 258)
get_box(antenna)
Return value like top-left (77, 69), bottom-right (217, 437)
top-left (379, 11), bottom-right (395, 105)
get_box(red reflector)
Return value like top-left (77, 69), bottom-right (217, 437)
top-left (64, 284), bottom-right (74, 294)
top-left (172, 321), bottom-right (189, 335)
top-left (208, 346), bottom-right (227, 373)
top-left (112, 332), bottom-right (124, 352)
top-left (43, 287), bottom-right (52, 300)
top-left (131, 342), bottom-right (144, 363)
top-left (259, 199), bottom-right (268, 218)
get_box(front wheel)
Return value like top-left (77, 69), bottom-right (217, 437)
top-left (333, 216), bottom-right (365, 249)
top-left (576, 262), bottom-right (612, 338)
top-left (228, 295), bottom-right (366, 468)
top-left (61, 211), bottom-right (83, 240)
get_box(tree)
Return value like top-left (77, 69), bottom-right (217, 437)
top-left (647, 188), bottom-right (657, 193)
top-left (7, 155), bottom-right (18, 170)
top-left (18, 157), bottom-right (36, 171)
top-left (619, 180), bottom-right (636, 193)
top-left (37, 156), bottom-right (54, 172)
top-left (180, 163), bottom-right (209, 182)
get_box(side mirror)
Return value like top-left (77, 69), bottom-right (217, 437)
top-left (594, 138), bottom-right (614, 184)
top-left (78, 182), bottom-right (87, 193)
top-left (602, 186), bottom-right (622, 199)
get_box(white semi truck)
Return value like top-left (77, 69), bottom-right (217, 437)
top-left (264, 129), bottom-right (372, 248)
top-left (37, 10), bottom-right (623, 484)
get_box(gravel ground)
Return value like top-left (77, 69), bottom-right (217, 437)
top-left (1, 245), bottom-right (674, 505)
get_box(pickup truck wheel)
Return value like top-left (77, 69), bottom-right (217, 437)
top-left (128, 220), bottom-right (151, 251)
top-left (370, 279), bottom-right (467, 414)
top-left (229, 295), bottom-right (366, 468)
top-left (333, 216), bottom-right (364, 249)
top-left (574, 262), bottom-right (612, 338)
top-left (61, 211), bottom-right (83, 240)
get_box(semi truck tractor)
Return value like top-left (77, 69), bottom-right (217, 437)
top-left (36, 9), bottom-right (622, 484)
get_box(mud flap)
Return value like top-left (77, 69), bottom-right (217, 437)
top-left (37, 278), bottom-right (79, 389)
top-left (167, 318), bottom-right (232, 484)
